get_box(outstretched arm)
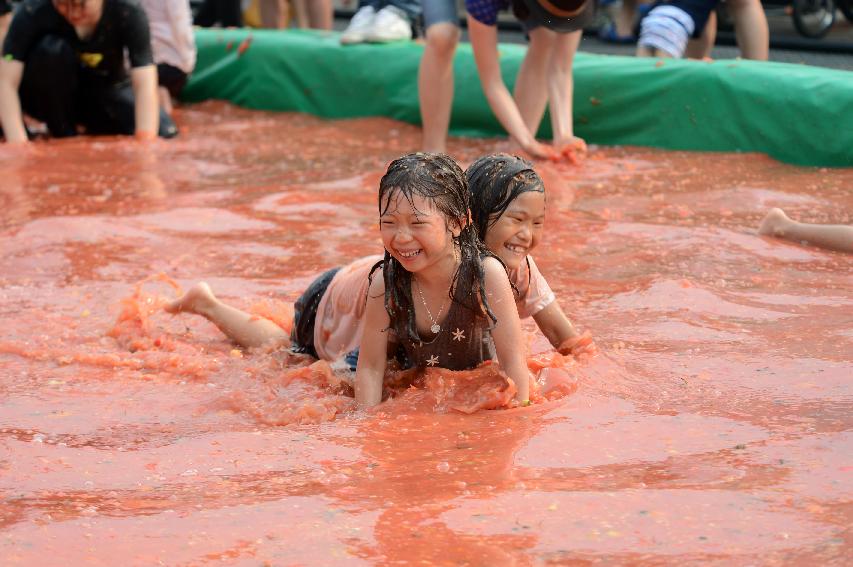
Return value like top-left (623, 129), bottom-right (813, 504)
top-left (0, 58), bottom-right (27, 144)
top-left (130, 64), bottom-right (159, 139)
top-left (466, 15), bottom-right (555, 160)
top-left (0, 13), bottom-right (11, 46)
top-left (533, 301), bottom-right (578, 348)
top-left (533, 301), bottom-right (596, 357)
top-left (483, 257), bottom-right (530, 403)
top-left (355, 274), bottom-right (390, 408)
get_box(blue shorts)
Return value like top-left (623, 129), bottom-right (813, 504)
top-left (424, 0), bottom-right (459, 28)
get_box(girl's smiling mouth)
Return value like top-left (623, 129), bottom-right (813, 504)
top-left (397, 249), bottom-right (422, 259)
top-left (504, 243), bottom-right (528, 255)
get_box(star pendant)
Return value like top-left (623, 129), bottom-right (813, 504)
top-left (426, 355), bottom-right (439, 367)
top-left (452, 328), bottom-right (465, 342)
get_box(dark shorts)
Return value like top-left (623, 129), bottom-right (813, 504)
top-left (290, 267), bottom-right (341, 359)
top-left (157, 63), bottom-right (188, 99)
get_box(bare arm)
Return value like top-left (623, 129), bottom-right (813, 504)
top-left (354, 274), bottom-right (391, 408)
top-left (0, 58), bottom-right (27, 144)
top-left (0, 13), bottom-right (11, 46)
top-left (466, 15), bottom-right (554, 160)
top-left (532, 301), bottom-right (597, 357)
top-left (130, 64), bottom-right (159, 139)
top-left (483, 257), bottom-right (530, 403)
top-left (532, 301), bottom-right (578, 348)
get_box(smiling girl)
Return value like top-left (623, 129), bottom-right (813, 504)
top-left (167, 154), bottom-right (593, 374)
top-left (467, 153), bottom-right (595, 357)
top-left (166, 153), bottom-right (532, 407)
top-left (355, 152), bottom-right (529, 407)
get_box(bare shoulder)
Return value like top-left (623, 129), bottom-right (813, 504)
top-left (366, 264), bottom-right (386, 298)
top-left (482, 256), bottom-right (510, 280)
top-left (481, 256), bottom-right (512, 292)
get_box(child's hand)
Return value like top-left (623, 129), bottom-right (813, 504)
top-left (557, 330), bottom-right (597, 359)
top-left (554, 136), bottom-right (588, 165)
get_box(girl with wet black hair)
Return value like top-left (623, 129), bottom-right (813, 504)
top-left (466, 153), bottom-right (596, 357)
top-left (168, 153), bottom-right (531, 409)
top-left (356, 152), bottom-right (530, 408)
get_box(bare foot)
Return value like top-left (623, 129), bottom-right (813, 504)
top-left (758, 207), bottom-right (791, 237)
top-left (164, 282), bottom-right (217, 315)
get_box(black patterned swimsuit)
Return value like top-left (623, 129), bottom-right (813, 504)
top-left (400, 292), bottom-right (496, 371)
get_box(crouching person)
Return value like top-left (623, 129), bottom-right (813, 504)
top-left (0, 0), bottom-right (177, 144)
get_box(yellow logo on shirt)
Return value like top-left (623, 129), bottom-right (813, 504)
top-left (79, 52), bottom-right (103, 68)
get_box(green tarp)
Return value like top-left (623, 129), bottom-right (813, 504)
top-left (184, 28), bottom-right (853, 167)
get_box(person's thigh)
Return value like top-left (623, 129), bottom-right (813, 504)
top-left (82, 81), bottom-right (178, 138)
top-left (18, 34), bottom-right (79, 137)
top-left (80, 81), bottom-right (136, 135)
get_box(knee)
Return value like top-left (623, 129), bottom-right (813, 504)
top-left (725, 0), bottom-right (761, 13)
top-left (528, 28), bottom-right (556, 54)
top-left (425, 24), bottom-right (459, 59)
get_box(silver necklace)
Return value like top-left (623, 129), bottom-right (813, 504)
top-left (415, 278), bottom-right (449, 334)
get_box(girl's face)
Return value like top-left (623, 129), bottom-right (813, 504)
top-left (484, 191), bottom-right (545, 271)
top-left (380, 192), bottom-right (459, 274)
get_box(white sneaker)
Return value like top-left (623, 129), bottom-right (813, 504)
top-left (340, 6), bottom-right (377, 45)
top-left (366, 6), bottom-right (412, 43)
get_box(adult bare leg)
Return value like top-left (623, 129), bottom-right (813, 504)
top-left (514, 27), bottom-right (555, 137)
top-left (419, 22), bottom-right (460, 153)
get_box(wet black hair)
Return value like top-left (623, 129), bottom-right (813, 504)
top-left (465, 153), bottom-right (545, 242)
top-left (372, 152), bottom-right (499, 344)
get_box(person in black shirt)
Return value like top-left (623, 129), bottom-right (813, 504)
top-left (0, 0), bottom-right (176, 144)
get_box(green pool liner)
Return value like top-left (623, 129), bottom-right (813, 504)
top-left (184, 28), bottom-right (853, 168)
